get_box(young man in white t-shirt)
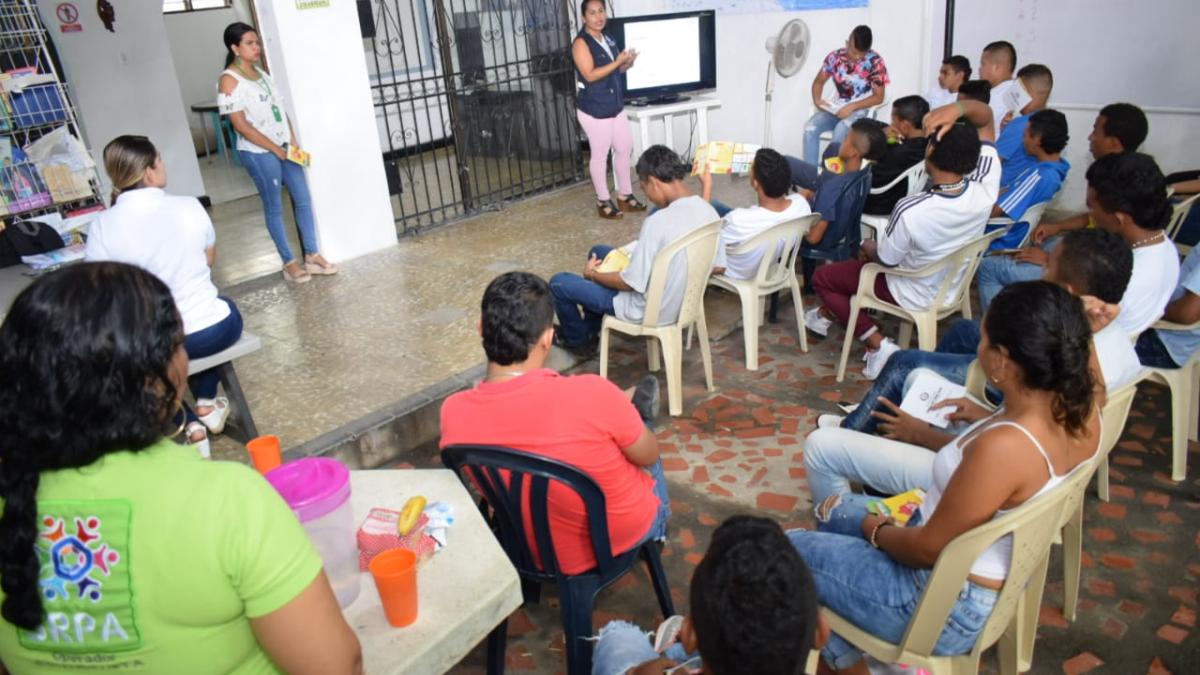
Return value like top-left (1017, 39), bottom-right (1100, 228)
top-left (979, 40), bottom-right (1018, 138)
top-left (808, 99), bottom-right (1000, 379)
top-left (698, 148), bottom-right (811, 280)
top-left (1084, 151), bottom-right (1181, 336)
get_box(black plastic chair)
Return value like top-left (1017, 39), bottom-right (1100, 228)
top-left (441, 444), bottom-right (675, 675)
top-left (771, 167), bottom-right (873, 321)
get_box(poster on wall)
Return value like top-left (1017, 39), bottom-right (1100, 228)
top-left (666, 0), bottom-right (867, 14)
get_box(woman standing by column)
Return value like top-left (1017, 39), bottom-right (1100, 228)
top-left (572, 0), bottom-right (646, 219)
top-left (218, 22), bottom-right (337, 283)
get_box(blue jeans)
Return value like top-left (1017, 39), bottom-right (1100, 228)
top-left (1135, 329), bottom-right (1182, 368)
top-left (549, 245), bottom-right (619, 346)
top-left (788, 494), bottom-right (999, 670)
top-left (240, 149), bottom-right (319, 265)
top-left (937, 318), bottom-right (982, 355)
top-left (804, 424), bottom-right (937, 505)
top-left (786, 155), bottom-right (820, 191)
top-left (803, 108), bottom-right (870, 164)
top-left (592, 620), bottom-right (693, 675)
top-left (841, 349), bottom-right (974, 434)
top-left (975, 236), bottom-right (1059, 311)
top-left (183, 298), bottom-right (243, 423)
top-left (642, 457), bottom-right (672, 542)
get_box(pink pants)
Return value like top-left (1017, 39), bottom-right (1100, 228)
top-left (577, 109), bottom-right (633, 201)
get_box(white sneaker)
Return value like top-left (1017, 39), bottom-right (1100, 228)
top-left (804, 307), bottom-right (832, 337)
top-left (862, 338), bottom-right (900, 380)
top-left (817, 414), bottom-right (844, 429)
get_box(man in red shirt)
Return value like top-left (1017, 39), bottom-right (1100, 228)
top-left (440, 271), bottom-right (669, 574)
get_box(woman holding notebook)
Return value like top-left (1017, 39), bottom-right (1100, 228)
top-left (218, 21), bottom-right (336, 283)
top-left (572, 0), bottom-right (647, 220)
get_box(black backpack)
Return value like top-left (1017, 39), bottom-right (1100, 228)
top-left (0, 219), bottom-right (65, 268)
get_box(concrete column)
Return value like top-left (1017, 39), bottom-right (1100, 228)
top-left (251, 0), bottom-right (396, 262)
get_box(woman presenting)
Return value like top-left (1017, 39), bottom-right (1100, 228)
top-left (572, 0), bottom-right (647, 219)
top-left (218, 22), bottom-right (337, 283)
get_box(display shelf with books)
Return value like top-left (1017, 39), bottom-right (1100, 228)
top-left (0, 1), bottom-right (102, 227)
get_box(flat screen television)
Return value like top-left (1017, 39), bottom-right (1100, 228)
top-left (605, 11), bottom-right (717, 105)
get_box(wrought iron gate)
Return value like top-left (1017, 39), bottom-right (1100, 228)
top-left (365, 0), bottom-right (584, 234)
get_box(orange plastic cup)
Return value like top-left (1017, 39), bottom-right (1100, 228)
top-left (369, 548), bottom-right (418, 627)
top-left (246, 435), bottom-right (283, 474)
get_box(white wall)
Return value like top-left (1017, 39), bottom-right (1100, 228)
top-left (252, 0), bottom-right (397, 262)
top-left (36, 1), bottom-right (205, 199)
top-left (610, 0), bottom-right (937, 156)
top-left (164, 0), bottom-right (252, 111)
top-left (951, 0), bottom-right (1200, 211)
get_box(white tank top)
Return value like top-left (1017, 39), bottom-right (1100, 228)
top-left (922, 409), bottom-right (1101, 581)
top-left (217, 66), bottom-right (290, 153)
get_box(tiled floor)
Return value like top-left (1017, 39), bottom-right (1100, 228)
top-left (203, 175), bottom-right (754, 461)
top-left (431, 317), bottom-right (1199, 675)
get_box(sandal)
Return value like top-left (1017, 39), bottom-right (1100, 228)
top-left (617, 193), bottom-right (648, 212)
top-left (196, 396), bottom-right (231, 435)
top-left (304, 254), bottom-right (339, 276)
top-left (282, 262), bottom-right (312, 284)
top-left (596, 198), bottom-right (623, 219)
top-left (185, 422), bottom-right (211, 460)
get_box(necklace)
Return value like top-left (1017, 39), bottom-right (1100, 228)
top-left (929, 178), bottom-right (967, 194)
top-left (1130, 231), bottom-right (1165, 249)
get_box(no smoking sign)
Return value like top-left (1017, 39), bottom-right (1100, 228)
top-left (57, 2), bottom-right (82, 33)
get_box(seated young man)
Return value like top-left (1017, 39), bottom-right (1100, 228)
top-left (926, 54), bottom-right (971, 109)
top-left (807, 228), bottom-right (1141, 504)
top-left (549, 145), bottom-right (723, 354)
top-left (982, 107), bottom-right (1071, 257)
top-left (862, 95), bottom-right (931, 217)
top-left (1136, 246), bottom-right (1200, 369)
top-left (440, 271), bottom-right (668, 575)
top-left (828, 227), bottom-right (1141, 435)
top-left (804, 100), bottom-right (1000, 380)
top-left (995, 64), bottom-right (1055, 187)
top-left (785, 118), bottom-right (887, 245)
top-left (979, 40), bottom-right (1018, 137)
top-left (697, 148), bottom-right (812, 280)
top-left (974, 103), bottom-right (1148, 305)
top-left (956, 78), bottom-right (991, 105)
top-left (591, 516), bottom-right (825, 675)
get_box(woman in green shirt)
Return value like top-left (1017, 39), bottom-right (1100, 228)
top-left (0, 262), bottom-right (361, 674)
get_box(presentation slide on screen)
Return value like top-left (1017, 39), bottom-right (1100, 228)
top-left (623, 18), bottom-right (701, 91)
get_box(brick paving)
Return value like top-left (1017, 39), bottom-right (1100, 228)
top-left (415, 303), bottom-right (1199, 674)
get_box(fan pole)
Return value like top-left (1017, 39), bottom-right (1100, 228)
top-left (763, 60), bottom-right (775, 147)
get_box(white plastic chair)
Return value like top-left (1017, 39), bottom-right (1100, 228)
top-left (986, 199), bottom-right (1051, 250)
top-left (706, 214), bottom-right (819, 370)
top-left (599, 220), bottom-right (723, 417)
top-left (820, 459), bottom-right (1077, 675)
top-left (835, 229), bottom-right (1005, 382)
top-left (1123, 318), bottom-right (1200, 482)
top-left (860, 162), bottom-right (928, 241)
top-left (1165, 193), bottom-right (1200, 242)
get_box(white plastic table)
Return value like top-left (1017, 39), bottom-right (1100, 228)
top-left (344, 469), bottom-right (521, 674)
top-left (624, 93), bottom-right (722, 157)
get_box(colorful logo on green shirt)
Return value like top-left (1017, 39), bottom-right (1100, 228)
top-left (20, 501), bottom-right (142, 653)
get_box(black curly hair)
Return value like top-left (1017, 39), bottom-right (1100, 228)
top-left (690, 515), bottom-right (818, 675)
top-left (1028, 109), bottom-right (1069, 154)
top-left (1085, 152), bottom-right (1171, 230)
top-left (480, 271), bottom-right (554, 366)
top-left (927, 123), bottom-right (981, 176)
top-left (983, 281), bottom-right (1095, 436)
top-left (635, 144), bottom-right (689, 183)
top-left (1055, 229), bottom-right (1132, 305)
top-left (0, 262), bottom-right (183, 630)
top-left (957, 79), bottom-right (992, 104)
top-left (751, 148), bottom-right (792, 199)
top-left (1097, 103), bottom-right (1148, 153)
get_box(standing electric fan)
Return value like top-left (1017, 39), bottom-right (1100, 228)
top-left (763, 18), bottom-right (811, 147)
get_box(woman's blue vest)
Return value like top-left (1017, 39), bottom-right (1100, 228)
top-left (575, 29), bottom-right (624, 119)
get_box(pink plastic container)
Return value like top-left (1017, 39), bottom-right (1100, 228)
top-left (266, 458), bottom-right (361, 607)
